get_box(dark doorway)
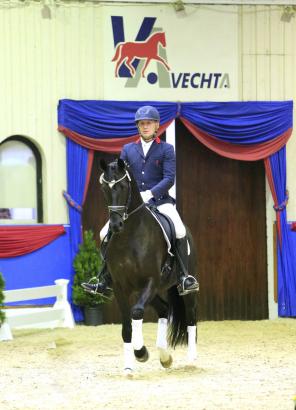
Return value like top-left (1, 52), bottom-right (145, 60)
top-left (175, 120), bottom-right (268, 320)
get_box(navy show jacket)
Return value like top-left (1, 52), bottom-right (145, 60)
top-left (120, 137), bottom-right (176, 205)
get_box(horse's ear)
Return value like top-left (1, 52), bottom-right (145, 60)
top-left (118, 158), bottom-right (125, 170)
top-left (100, 159), bottom-right (107, 171)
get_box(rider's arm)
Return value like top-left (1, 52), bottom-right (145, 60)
top-left (150, 144), bottom-right (175, 200)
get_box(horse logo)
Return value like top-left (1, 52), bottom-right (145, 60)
top-left (111, 31), bottom-right (170, 78)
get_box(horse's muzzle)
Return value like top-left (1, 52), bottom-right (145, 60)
top-left (110, 219), bottom-right (124, 233)
top-left (108, 205), bottom-right (127, 233)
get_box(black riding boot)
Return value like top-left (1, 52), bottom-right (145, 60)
top-left (175, 237), bottom-right (199, 296)
top-left (81, 262), bottom-right (112, 295)
top-left (81, 231), bottom-right (113, 295)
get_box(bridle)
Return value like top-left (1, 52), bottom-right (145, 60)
top-left (99, 169), bottom-right (144, 221)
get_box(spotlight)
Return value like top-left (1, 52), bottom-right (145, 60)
top-left (173, 0), bottom-right (185, 13)
top-left (41, 4), bottom-right (51, 19)
top-left (281, 6), bottom-right (296, 23)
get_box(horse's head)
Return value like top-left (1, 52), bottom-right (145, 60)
top-left (99, 158), bottom-right (131, 234)
top-left (157, 32), bottom-right (166, 48)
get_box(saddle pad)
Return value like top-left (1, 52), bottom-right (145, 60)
top-left (147, 207), bottom-right (175, 256)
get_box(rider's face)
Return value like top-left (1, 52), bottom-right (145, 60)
top-left (138, 120), bottom-right (159, 142)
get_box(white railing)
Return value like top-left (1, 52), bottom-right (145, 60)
top-left (0, 279), bottom-right (75, 341)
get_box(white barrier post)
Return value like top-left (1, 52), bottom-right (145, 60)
top-left (53, 279), bottom-right (75, 328)
top-left (0, 322), bottom-right (13, 341)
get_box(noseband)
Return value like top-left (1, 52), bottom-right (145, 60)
top-left (99, 170), bottom-right (144, 221)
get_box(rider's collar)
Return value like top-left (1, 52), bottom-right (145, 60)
top-left (136, 136), bottom-right (161, 144)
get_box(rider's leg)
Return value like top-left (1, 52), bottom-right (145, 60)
top-left (157, 203), bottom-right (199, 296)
top-left (81, 221), bottom-right (113, 295)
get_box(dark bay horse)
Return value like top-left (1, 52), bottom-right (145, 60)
top-left (99, 158), bottom-right (198, 376)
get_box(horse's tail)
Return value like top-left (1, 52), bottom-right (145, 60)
top-left (167, 286), bottom-right (188, 348)
top-left (111, 44), bottom-right (122, 62)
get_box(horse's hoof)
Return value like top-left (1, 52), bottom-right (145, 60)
top-left (123, 368), bottom-right (134, 378)
top-left (160, 354), bottom-right (173, 369)
top-left (158, 348), bottom-right (173, 368)
top-left (186, 355), bottom-right (197, 367)
top-left (134, 346), bottom-right (149, 362)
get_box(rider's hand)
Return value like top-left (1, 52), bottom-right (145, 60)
top-left (140, 190), bottom-right (153, 203)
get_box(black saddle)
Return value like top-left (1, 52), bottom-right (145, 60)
top-left (147, 205), bottom-right (178, 280)
top-left (147, 205), bottom-right (176, 246)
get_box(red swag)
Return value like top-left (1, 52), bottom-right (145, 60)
top-left (0, 225), bottom-right (66, 258)
top-left (180, 118), bottom-right (292, 161)
top-left (58, 121), bottom-right (173, 153)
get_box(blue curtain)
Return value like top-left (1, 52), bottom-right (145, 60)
top-left (66, 138), bottom-right (89, 322)
top-left (268, 147), bottom-right (296, 316)
top-left (58, 99), bottom-right (177, 138)
top-left (58, 99), bottom-right (292, 144)
top-left (181, 101), bottom-right (292, 143)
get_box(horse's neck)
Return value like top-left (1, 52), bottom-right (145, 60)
top-left (128, 180), bottom-right (143, 212)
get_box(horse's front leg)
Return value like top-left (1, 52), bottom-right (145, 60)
top-left (131, 277), bottom-right (156, 363)
top-left (150, 295), bottom-right (173, 368)
top-left (113, 286), bottom-right (134, 377)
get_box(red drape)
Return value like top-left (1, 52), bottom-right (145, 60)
top-left (58, 121), bottom-right (173, 153)
top-left (83, 149), bottom-right (94, 203)
top-left (264, 158), bottom-right (282, 242)
top-left (59, 125), bottom-right (138, 153)
top-left (0, 225), bottom-right (66, 258)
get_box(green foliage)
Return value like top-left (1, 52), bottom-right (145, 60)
top-left (72, 230), bottom-right (111, 307)
top-left (0, 272), bottom-right (6, 324)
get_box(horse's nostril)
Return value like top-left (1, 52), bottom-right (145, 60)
top-left (110, 221), bottom-right (123, 233)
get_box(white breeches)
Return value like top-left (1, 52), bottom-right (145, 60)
top-left (157, 203), bottom-right (186, 239)
top-left (100, 203), bottom-right (186, 240)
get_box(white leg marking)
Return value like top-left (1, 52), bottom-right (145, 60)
top-left (132, 319), bottom-right (144, 350)
top-left (156, 318), bottom-right (168, 349)
top-left (156, 318), bottom-right (173, 368)
top-left (123, 342), bottom-right (134, 376)
top-left (187, 325), bottom-right (197, 363)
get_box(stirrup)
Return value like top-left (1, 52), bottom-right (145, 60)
top-left (81, 277), bottom-right (102, 295)
top-left (81, 275), bottom-right (112, 295)
top-left (177, 275), bottom-right (199, 296)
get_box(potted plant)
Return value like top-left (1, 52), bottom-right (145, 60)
top-left (72, 230), bottom-right (112, 325)
top-left (0, 272), bottom-right (6, 326)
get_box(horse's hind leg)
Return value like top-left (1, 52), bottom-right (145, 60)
top-left (131, 278), bottom-right (156, 363)
top-left (150, 295), bottom-right (173, 368)
top-left (183, 293), bottom-right (198, 364)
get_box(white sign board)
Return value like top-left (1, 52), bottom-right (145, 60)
top-left (102, 5), bottom-right (239, 101)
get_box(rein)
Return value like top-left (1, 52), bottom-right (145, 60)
top-left (99, 170), bottom-right (145, 221)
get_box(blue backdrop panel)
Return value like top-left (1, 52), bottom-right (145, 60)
top-left (0, 225), bottom-right (72, 306)
top-left (278, 223), bottom-right (296, 317)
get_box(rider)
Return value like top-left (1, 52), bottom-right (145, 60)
top-left (82, 105), bottom-right (199, 296)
